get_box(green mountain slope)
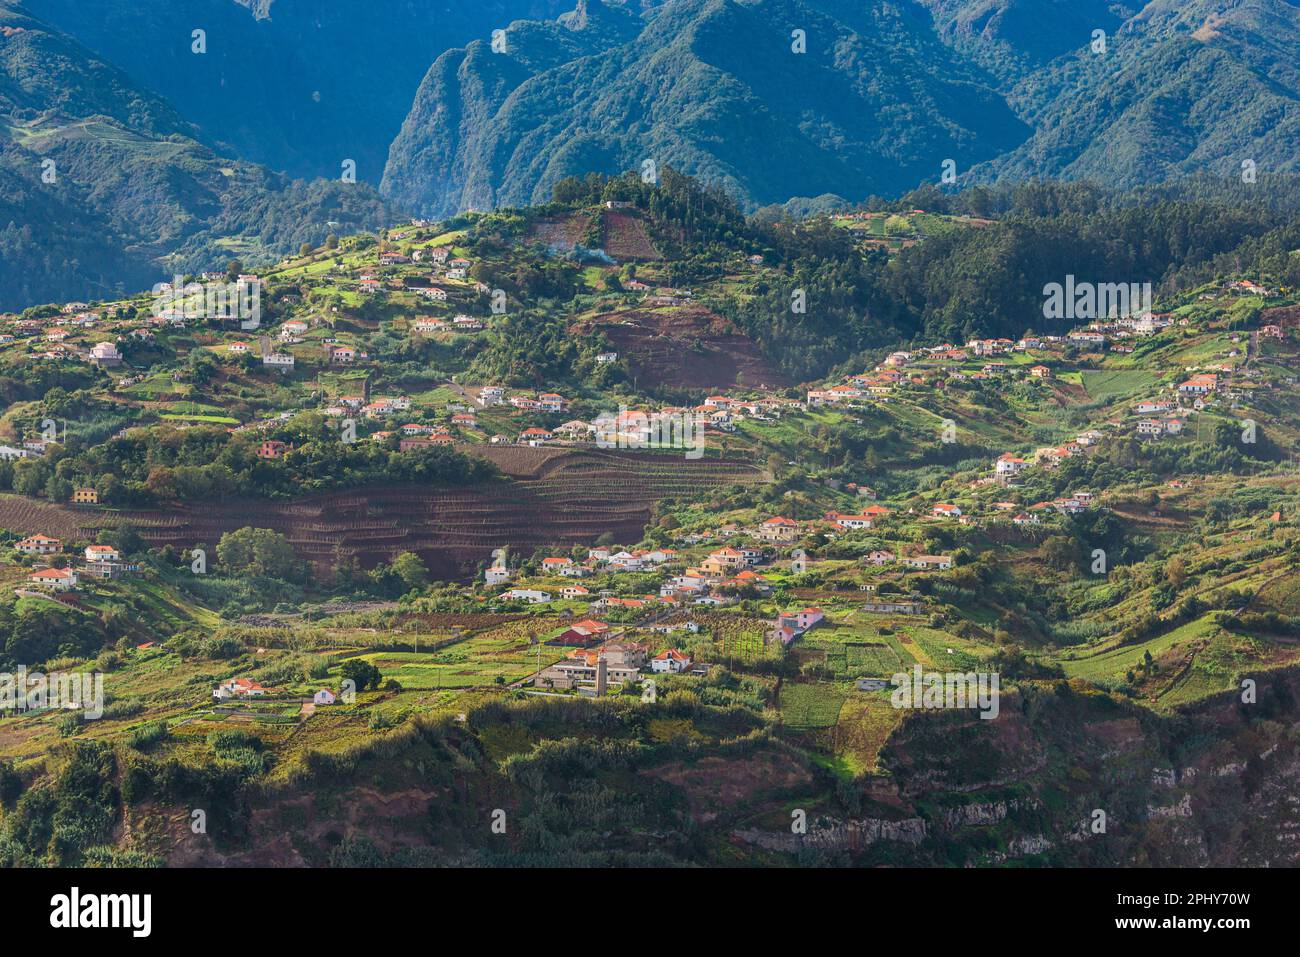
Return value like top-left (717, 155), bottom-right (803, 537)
top-left (0, 4), bottom-right (399, 309)
top-left (384, 0), bottom-right (1300, 214)
top-left (955, 0), bottom-right (1300, 186)
top-left (914, 0), bottom-right (1136, 79)
top-left (381, 0), bottom-right (1029, 215)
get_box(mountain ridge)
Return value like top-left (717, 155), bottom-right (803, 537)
top-left (382, 0), bottom-right (1029, 215)
top-left (382, 0), bottom-right (1300, 214)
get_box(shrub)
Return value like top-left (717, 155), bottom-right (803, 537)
top-left (129, 722), bottom-right (170, 751)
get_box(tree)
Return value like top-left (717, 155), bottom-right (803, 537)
top-left (216, 527), bottom-right (301, 580)
top-left (299, 242), bottom-right (314, 258)
top-left (1165, 554), bottom-right (1187, 588)
top-left (5, 604), bottom-right (103, 666)
top-left (389, 552), bottom-right (429, 592)
top-left (1041, 535), bottom-right (1081, 573)
top-left (340, 658), bottom-right (381, 692)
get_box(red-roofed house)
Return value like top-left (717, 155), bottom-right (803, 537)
top-left (27, 567), bottom-right (77, 591)
top-left (16, 535), bottom-right (61, 555)
top-left (650, 649), bottom-right (692, 673)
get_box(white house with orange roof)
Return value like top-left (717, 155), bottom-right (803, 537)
top-left (213, 677), bottom-right (270, 699)
top-left (1179, 373), bottom-right (1218, 395)
top-left (650, 648), bottom-right (693, 673)
top-left (700, 547), bottom-right (747, 575)
top-left (827, 511), bottom-right (878, 530)
top-left (16, 535), bottom-right (61, 555)
top-left (27, 567), bottom-right (78, 591)
top-left (995, 453), bottom-right (1029, 481)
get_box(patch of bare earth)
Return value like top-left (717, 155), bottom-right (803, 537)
top-left (527, 212), bottom-right (594, 252)
top-left (571, 306), bottom-right (791, 390)
top-left (601, 210), bottom-right (661, 260)
top-left (645, 750), bottom-right (812, 823)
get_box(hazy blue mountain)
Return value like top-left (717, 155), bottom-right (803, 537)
top-left (913, 0), bottom-right (1137, 80)
top-left (970, 0), bottom-right (1300, 187)
top-left (383, 0), bottom-right (1300, 212)
top-left (381, 0), bottom-right (1029, 215)
top-left (0, 3), bottom-right (398, 309)
top-left (17, 0), bottom-right (575, 182)
top-left (6, 0), bottom-right (1300, 309)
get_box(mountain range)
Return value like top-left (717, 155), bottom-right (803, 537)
top-left (383, 0), bottom-right (1300, 215)
top-left (0, 0), bottom-right (570, 308)
top-left (4, 0), bottom-right (1300, 308)
top-left (381, 0), bottom-right (1030, 215)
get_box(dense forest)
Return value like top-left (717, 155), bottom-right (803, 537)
top-left (539, 169), bottom-right (1300, 380)
top-left (0, 416), bottom-right (499, 507)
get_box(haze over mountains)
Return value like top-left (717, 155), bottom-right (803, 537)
top-left (19, 0), bottom-right (574, 181)
top-left (382, 0), bottom-right (1300, 215)
top-left (3, 0), bottom-right (1300, 307)
top-left (380, 0), bottom-right (1030, 215)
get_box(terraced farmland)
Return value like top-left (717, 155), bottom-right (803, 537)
top-left (1, 449), bottom-right (764, 579)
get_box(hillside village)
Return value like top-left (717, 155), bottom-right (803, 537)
top-left (0, 184), bottom-right (1298, 869)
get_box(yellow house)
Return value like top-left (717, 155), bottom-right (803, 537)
top-left (72, 487), bottom-right (98, 505)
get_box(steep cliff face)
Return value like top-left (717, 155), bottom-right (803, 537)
top-left (122, 671), bottom-right (1300, 868)
top-left (763, 677), bottom-right (1300, 866)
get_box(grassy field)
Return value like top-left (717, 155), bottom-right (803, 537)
top-left (335, 621), bottom-right (564, 690)
top-left (780, 680), bottom-right (850, 730)
top-left (832, 695), bottom-right (905, 775)
top-left (1080, 369), bottom-right (1159, 401)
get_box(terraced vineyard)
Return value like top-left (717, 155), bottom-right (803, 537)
top-left (11, 449), bottom-right (764, 579)
top-left (0, 494), bottom-right (88, 540)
